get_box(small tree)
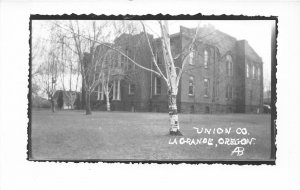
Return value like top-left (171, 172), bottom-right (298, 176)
top-left (100, 50), bottom-right (114, 111)
top-left (38, 50), bottom-right (59, 112)
top-left (32, 23), bottom-right (60, 112)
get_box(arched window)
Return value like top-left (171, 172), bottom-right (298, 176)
top-left (226, 54), bottom-right (233, 76)
top-left (246, 64), bottom-right (250, 78)
top-left (188, 76), bottom-right (194, 95)
top-left (121, 55), bottom-right (126, 68)
top-left (257, 67), bottom-right (261, 80)
top-left (204, 78), bottom-right (209, 97)
top-left (112, 79), bottom-right (121, 100)
top-left (252, 65), bottom-right (255, 79)
top-left (97, 83), bottom-right (104, 100)
top-left (226, 84), bottom-right (233, 100)
top-left (155, 52), bottom-right (162, 65)
top-left (204, 50), bottom-right (208, 68)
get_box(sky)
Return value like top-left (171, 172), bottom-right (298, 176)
top-left (33, 20), bottom-right (273, 95)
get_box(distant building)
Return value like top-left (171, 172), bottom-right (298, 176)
top-left (86, 25), bottom-right (264, 113)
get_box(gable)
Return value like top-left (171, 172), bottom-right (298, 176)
top-left (244, 41), bottom-right (262, 63)
top-left (180, 26), bottom-right (237, 56)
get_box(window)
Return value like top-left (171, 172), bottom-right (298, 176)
top-left (115, 54), bottom-right (120, 67)
top-left (255, 67), bottom-right (258, 80)
top-left (97, 83), bottom-right (104, 100)
top-left (156, 52), bottom-right (162, 65)
top-left (204, 78), bottom-right (209, 97)
top-left (252, 65), bottom-right (255, 79)
top-left (189, 51), bottom-right (195, 65)
top-left (188, 76), bottom-right (194, 96)
top-left (112, 53), bottom-right (117, 68)
top-left (121, 55), bottom-right (126, 65)
top-left (204, 50), bottom-right (208, 68)
top-left (112, 79), bottom-right (121, 100)
top-left (125, 49), bottom-right (132, 70)
top-left (226, 85), bottom-right (233, 100)
top-left (215, 80), bottom-right (219, 98)
top-left (154, 77), bottom-right (162, 95)
top-left (125, 49), bottom-right (136, 70)
top-left (246, 64), bottom-right (250, 78)
top-left (257, 67), bottom-right (261, 80)
top-left (226, 55), bottom-right (233, 76)
top-left (120, 54), bottom-right (125, 68)
top-left (129, 83), bottom-right (135, 95)
top-left (128, 61), bottom-right (132, 70)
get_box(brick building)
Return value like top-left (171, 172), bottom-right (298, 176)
top-left (88, 25), bottom-right (264, 113)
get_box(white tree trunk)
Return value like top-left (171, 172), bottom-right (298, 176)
top-left (105, 90), bottom-right (111, 111)
top-left (168, 87), bottom-right (182, 136)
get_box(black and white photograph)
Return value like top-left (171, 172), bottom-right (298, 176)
top-left (2, 1), bottom-right (300, 190)
top-left (29, 16), bottom-right (276, 162)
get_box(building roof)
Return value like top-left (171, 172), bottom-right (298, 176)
top-left (243, 41), bottom-right (263, 63)
top-left (179, 25), bottom-right (236, 56)
top-left (179, 25), bottom-right (262, 62)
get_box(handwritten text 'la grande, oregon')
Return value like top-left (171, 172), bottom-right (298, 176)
top-left (168, 127), bottom-right (256, 156)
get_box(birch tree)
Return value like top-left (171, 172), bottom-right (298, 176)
top-left (99, 49), bottom-right (115, 111)
top-left (140, 21), bottom-right (200, 135)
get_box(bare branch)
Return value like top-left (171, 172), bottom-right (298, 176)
top-left (54, 21), bottom-right (163, 77)
top-left (140, 21), bottom-right (168, 83)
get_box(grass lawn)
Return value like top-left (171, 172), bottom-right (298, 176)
top-left (30, 110), bottom-right (272, 161)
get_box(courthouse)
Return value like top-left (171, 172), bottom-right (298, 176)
top-left (87, 25), bottom-right (264, 113)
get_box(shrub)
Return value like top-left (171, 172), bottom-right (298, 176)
top-left (57, 91), bottom-right (64, 109)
